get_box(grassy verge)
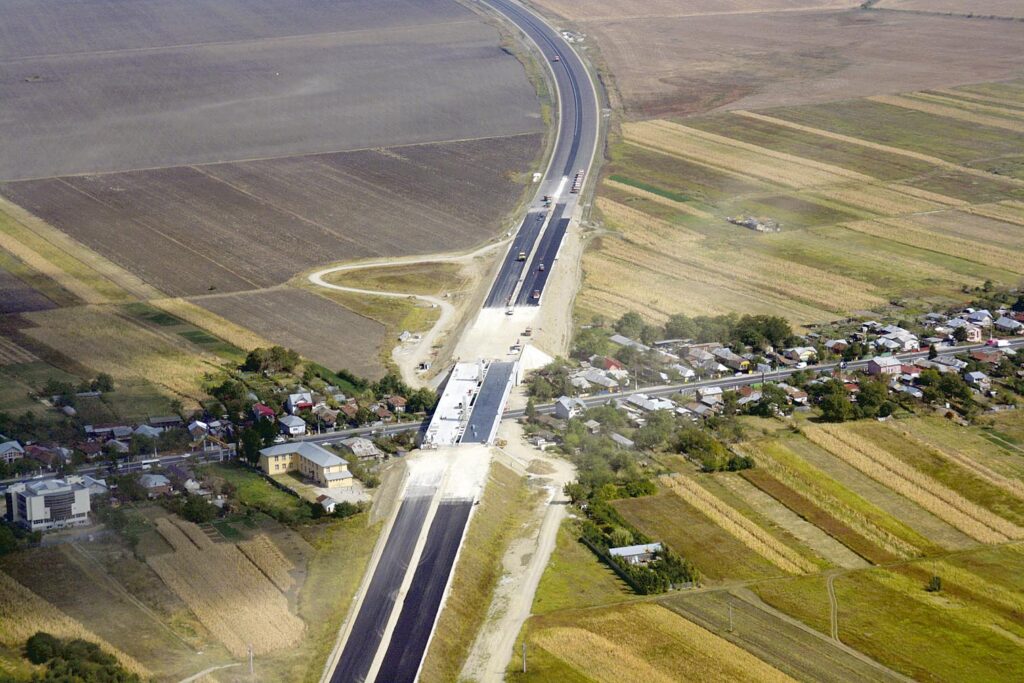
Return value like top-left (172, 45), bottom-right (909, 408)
top-left (420, 463), bottom-right (535, 682)
top-left (323, 262), bottom-right (467, 297)
top-left (758, 566), bottom-right (1024, 682)
top-left (530, 519), bottom-right (631, 615)
top-left (614, 491), bottom-right (780, 582)
top-left (202, 463), bottom-right (309, 522)
top-left (256, 516), bottom-right (383, 682)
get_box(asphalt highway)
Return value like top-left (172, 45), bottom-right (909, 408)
top-left (330, 494), bottom-right (434, 683)
top-left (375, 501), bottom-right (475, 682)
top-left (481, 0), bottom-right (598, 309)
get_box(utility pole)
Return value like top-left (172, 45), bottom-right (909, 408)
top-left (248, 644), bottom-right (254, 676)
top-left (728, 605), bottom-right (734, 633)
top-left (522, 641), bottom-right (527, 673)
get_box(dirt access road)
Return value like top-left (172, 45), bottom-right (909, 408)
top-left (459, 419), bottom-right (576, 682)
top-left (307, 242), bottom-right (505, 386)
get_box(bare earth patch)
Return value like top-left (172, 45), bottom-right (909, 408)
top-left (193, 287), bottom-right (386, 380)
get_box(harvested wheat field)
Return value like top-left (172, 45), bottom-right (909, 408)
top-left (0, 570), bottom-right (149, 677)
top-left (534, 2), bottom-right (1024, 116)
top-left (148, 519), bottom-right (304, 657)
top-left (18, 305), bottom-right (217, 401)
top-left (525, 602), bottom-right (795, 682)
top-left (580, 82), bottom-right (1024, 326)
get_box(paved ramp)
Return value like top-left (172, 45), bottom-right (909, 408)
top-left (462, 361), bottom-right (517, 444)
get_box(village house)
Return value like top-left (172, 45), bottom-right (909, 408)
top-left (187, 420), bottom-right (209, 440)
top-left (965, 309), bottom-right (993, 326)
top-left (285, 391), bottom-right (313, 415)
top-left (712, 347), bottom-right (749, 372)
top-left (947, 318), bottom-right (983, 342)
top-left (259, 442), bottom-right (353, 488)
top-left (337, 436), bottom-right (382, 460)
top-left (386, 395), bottom-right (407, 414)
top-left (670, 363), bottom-right (696, 381)
top-left (610, 432), bottom-right (635, 449)
top-left (554, 396), bottom-right (587, 420)
top-left (965, 371), bottom-right (991, 391)
top-left (784, 347), bottom-right (817, 363)
top-left (824, 339), bottom-right (849, 353)
top-left (609, 542), bottom-right (662, 566)
top-left (0, 439), bottom-right (25, 464)
top-left (278, 414), bottom-right (307, 436)
top-left (138, 473), bottom-right (172, 498)
top-left (252, 403), bottom-right (276, 421)
top-left (868, 356), bottom-right (902, 376)
top-left (995, 316), bottom-right (1024, 335)
top-left (133, 424), bottom-right (163, 440)
top-left (316, 494), bottom-right (337, 513)
top-left (311, 404), bottom-right (340, 429)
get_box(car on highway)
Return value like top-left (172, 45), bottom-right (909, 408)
top-left (551, 55), bottom-right (560, 62)
top-left (539, 263), bottom-right (545, 271)
top-left (532, 289), bottom-right (540, 300)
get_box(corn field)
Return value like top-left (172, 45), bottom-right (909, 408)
top-left (172, 518), bottom-right (216, 551)
top-left (805, 426), bottom-right (1024, 544)
top-left (0, 570), bottom-right (150, 677)
top-left (739, 442), bottom-right (921, 560)
top-left (661, 474), bottom-right (816, 573)
top-left (155, 517), bottom-right (198, 553)
top-left (238, 535), bottom-right (295, 592)
top-left (147, 544), bottom-right (303, 657)
top-left (891, 427), bottom-right (1024, 502)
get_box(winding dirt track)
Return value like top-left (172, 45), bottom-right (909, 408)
top-left (307, 241), bottom-right (506, 383)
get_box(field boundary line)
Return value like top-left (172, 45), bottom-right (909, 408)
top-left (867, 94), bottom-right (1024, 133)
top-left (932, 88), bottom-right (1024, 109)
top-left (729, 588), bottom-right (916, 683)
top-left (906, 91), bottom-right (1024, 120)
top-left (177, 663), bottom-right (242, 683)
top-left (190, 166), bottom-right (368, 252)
top-left (826, 573), bottom-right (839, 641)
top-left (65, 543), bottom-right (201, 652)
top-left (731, 110), bottom-right (1024, 188)
top-left (0, 131), bottom-right (545, 185)
top-left (649, 120), bottom-right (876, 183)
top-left (602, 179), bottom-right (715, 218)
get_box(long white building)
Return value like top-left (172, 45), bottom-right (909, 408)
top-left (4, 478), bottom-right (91, 532)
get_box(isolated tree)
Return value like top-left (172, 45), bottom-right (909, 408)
top-left (926, 575), bottom-right (942, 592)
top-left (928, 344), bottom-right (938, 360)
top-left (614, 311), bottom-right (645, 339)
top-left (820, 391), bottom-right (854, 423)
top-left (240, 428), bottom-right (262, 465)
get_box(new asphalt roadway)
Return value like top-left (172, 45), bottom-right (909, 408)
top-left (462, 361), bottom-right (517, 443)
top-left (375, 500), bottom-right (475, 682)
top-left (482, 0), bottom-right (599, 309)
top-left (329, 493), bottom-right (435, 683)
